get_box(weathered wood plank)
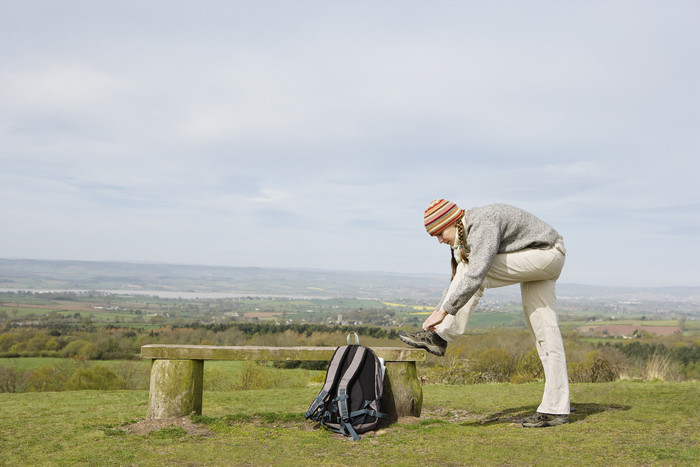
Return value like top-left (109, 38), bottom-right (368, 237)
top-left (141, 344), bottom-right (425, 362)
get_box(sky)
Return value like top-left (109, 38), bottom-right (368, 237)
top-left (1, 1), bottom-right (699, 288)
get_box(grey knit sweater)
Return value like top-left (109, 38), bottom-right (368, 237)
top-left (441, 204), bottom-right (560, 315)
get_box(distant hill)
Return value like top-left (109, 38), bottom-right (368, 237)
top-left (0, 258), bottom-right (447, 301)
top-left (1, 258), bottom-right (698, 306)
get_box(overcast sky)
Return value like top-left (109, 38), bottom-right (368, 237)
top-left (1, 1), bottom-right (698, 288)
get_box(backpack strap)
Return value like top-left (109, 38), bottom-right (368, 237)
top-left (350, 400), bottom-right (388, 420)
top-left (333, 346), bottom-right (367, 440)
top-left (305, 345), bottom-right (351, 421)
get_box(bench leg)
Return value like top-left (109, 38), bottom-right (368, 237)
top-left (147, 359), bottom-right (203, 419)
top-left (382, 361), bottom-right (423, 420)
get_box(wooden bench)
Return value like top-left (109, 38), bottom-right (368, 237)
top-left (141, 344), bottom-right (425, 421)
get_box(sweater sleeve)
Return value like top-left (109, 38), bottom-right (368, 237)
top-left (441, 219), bottom-right (501, 315)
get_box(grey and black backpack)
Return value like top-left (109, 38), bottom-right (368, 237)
top-left (305, 333), bottom-right (387, 440)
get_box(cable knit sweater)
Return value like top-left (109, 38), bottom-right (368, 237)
top-left (441, 204), bottom-right (560, 315)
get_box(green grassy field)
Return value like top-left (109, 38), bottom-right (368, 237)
top-left (0, 357), bottom-right (243, 373)
top-left (1, 358), bottom-right (326, 392)
top-left (1, 381), bottom-right (697, 466)
top-left (4, 289), bottom-right (697, 334)
top-left (408, 311), bottom-right (525, 328)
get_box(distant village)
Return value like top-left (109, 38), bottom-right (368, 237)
top-left (577, 323), bottom-right (683, 338)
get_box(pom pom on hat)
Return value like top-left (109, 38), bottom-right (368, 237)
top-left (424, 199), bottom-right (464, 236)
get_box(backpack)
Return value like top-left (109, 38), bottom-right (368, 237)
top-left (305, 333), bottom-right (387, 440)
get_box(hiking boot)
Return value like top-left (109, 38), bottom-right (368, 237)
top-left (521, 413), bottom-right (569, 428)
top-left (398, 330), bottom-right (447, 356)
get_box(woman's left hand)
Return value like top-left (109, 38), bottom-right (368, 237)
top-left (422, 309), bottom-right (448, 332)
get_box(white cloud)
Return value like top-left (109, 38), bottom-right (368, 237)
top-left (2, 66), bottom-right (117, 110)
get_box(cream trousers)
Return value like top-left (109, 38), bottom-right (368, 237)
top-left (436, 237), bottom-right (570, 415)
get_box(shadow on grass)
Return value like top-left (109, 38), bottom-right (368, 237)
top-left (191, 412), bottom-right (308, 427)
top-left (457, 402), bottom-right (631, 427)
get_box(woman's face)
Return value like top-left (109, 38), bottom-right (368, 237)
top-left (435, 224), bottom-right (457, 246)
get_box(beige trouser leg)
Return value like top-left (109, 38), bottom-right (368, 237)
top-left (435, 261), bottom-right (483, 342)
top-left (435, 238), bottom-right (570, 415)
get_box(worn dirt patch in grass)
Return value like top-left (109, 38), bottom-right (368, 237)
top-left (121, 417), bottom-right (214, 436)
top-left (421, 407), bottom-right (485, 423)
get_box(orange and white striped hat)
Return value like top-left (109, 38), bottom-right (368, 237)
top-left (424, 199), bottom-right (464, 236)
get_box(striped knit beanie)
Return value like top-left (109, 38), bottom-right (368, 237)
top-left (424, 199), bottom-right (464, 236)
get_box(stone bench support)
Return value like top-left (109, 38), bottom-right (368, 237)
top-left (142, 344), bottom-right (425, 421)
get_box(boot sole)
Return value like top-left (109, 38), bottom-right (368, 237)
top-left (398, 334), bottom-right (445, 356)
top-left (522, 418), bottom-right (569, 428)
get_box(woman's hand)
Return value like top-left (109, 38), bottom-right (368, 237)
top-left (422, 309), bottom-right (448, 332)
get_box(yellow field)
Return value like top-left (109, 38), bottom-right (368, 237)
top-left (381, 302), bottom-right (433, 311)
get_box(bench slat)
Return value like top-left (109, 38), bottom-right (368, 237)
top-left (141, 344), bottom-right (425, 362)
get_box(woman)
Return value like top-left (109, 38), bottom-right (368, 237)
top-left (399, 199), bottom-right (570, 427)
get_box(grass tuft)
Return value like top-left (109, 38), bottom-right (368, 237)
top-left (146, 426), bottom-right (188, 439)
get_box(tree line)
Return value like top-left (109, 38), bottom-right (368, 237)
top-left (0, 323), bottom-right (698, 393)
top-left (0, 322), bottom-right (398, 360)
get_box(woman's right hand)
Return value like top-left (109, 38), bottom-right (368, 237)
top-left (422, 309), bottom-right (448, 332)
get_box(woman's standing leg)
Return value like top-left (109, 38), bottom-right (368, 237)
top-left (485, 239), bottom-right (569, 415)
top-left (521, 279), bottom-right (570, 415)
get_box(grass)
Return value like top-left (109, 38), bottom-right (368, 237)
top-left (564, 318), bottom-right (697, 329)
top-left (1, 381), bottom-right (698, 466)
top-left (1, 357), bottom-right (149, 371)
top-left (408, 311), bottom-right (525, 328)
top-left (1, 358), bottom-right (325, 392)
top-left (1, 357), bottom-right (242, 373)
